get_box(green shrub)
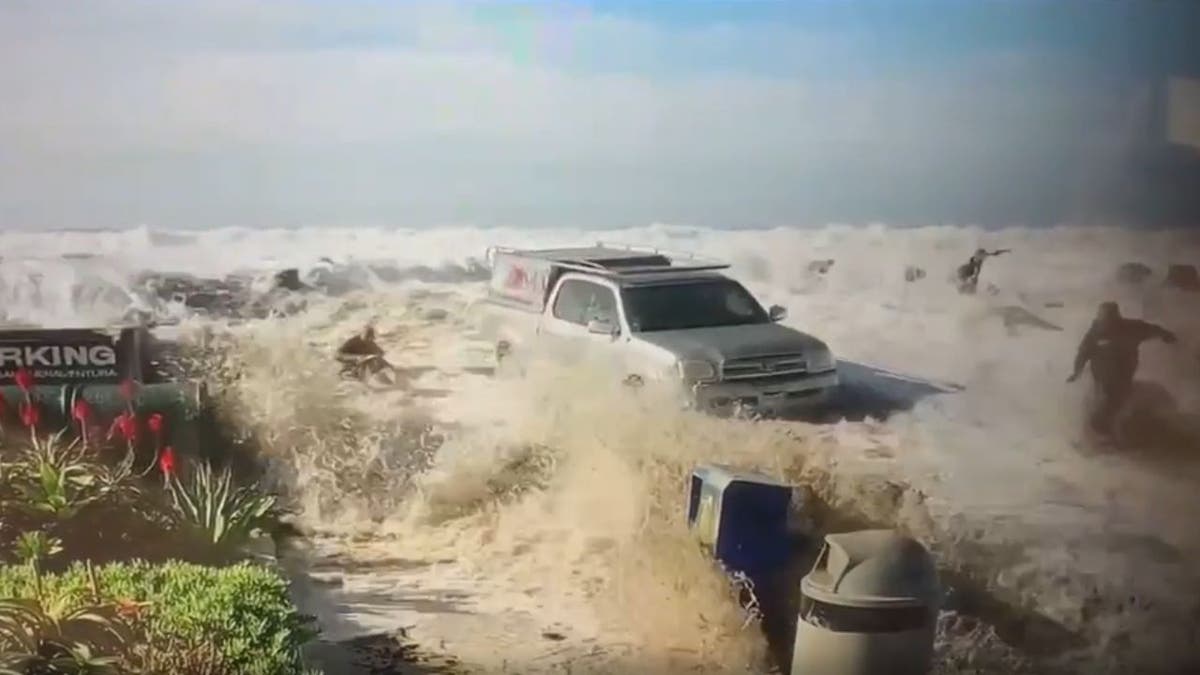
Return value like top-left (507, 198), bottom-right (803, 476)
top-left (0, 561), bottom-right (317, 675)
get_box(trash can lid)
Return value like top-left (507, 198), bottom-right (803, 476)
top-left (691, 463), bottom-right (792, 490)
top-left (801, 529), bottom-right (939, 609)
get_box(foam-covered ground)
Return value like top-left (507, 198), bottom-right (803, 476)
top-left (3, 223), bottom-right (1200, 674)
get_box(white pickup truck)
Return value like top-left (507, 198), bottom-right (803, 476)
top-left (472, 244), bottom-right (839, 416)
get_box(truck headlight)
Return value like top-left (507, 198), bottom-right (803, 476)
top-left (808, 348), bottom-right (835, 372)
top-left (678, 359), bottom-right (717, 383)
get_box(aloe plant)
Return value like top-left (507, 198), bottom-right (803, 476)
top-left (13, 433), bottom-right (93, 518)
top-left (14, 531), bottom-right (63, 561)
top-left (6, 431), bottom-right (141, 522)
top-left (167, 461), bottom-right (280, 550)
top-left (46, 642), bottom-right (122, 675)
top-left (0, 597), bottom-right (131, 675)
top-left (14, 531), bottom-right (63, 605)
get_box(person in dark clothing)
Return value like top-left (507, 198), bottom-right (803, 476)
top-left (274, 268), bottom-right (311, 292)
top-left (955, 248), bottom-right (1010, 294)
top-left (336, 325), bottom-right (396, 380)
top-left (1067, 302), bottom-right (1177, 436)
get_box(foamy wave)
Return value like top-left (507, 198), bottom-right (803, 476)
top-left (4, 223), bottom-right (1200, 673)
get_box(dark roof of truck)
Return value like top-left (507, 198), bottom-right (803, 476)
top-left (614, 271), bottom-right (732, 286)
top-left (494, 245), bottom-right (730, 278)
top-left (516, 246), bottom-right (673, 268)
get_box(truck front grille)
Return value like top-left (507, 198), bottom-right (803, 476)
top-left (721, 353), bottom-right (807, 381)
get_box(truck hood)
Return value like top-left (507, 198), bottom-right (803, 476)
top-left (631, 322), bottom-right (829, 363)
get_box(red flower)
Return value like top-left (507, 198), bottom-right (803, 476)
top-left (14, 368), bottom-right (35, 394)
top-left (147, 413), bottom-right (165, 436)
top-left (107, 412), bottom-right (138, 443)
top-left (19, 401), bottom-right (40, 430)
top-left (158, 446), bottom-right (177, 476)
top-left (118, 379), bottom-right (140, 402)
top-left (72, 398), bottom-right (93, 424)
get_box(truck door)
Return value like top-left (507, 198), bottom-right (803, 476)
top-left (538, 278), bottom-right (627, 372)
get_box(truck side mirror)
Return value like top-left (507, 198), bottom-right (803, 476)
top-left (769, 305), bottom-right (788, 322)
top-left (587, 318), bottom-right (619, 336)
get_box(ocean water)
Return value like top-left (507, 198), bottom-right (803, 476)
top-left (3, 223), bottom-right (1200, 673)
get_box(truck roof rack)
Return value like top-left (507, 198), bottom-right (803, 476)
top-left (486, 244), bottom-right (730, 278)
top-left (554, 262), bottom-right (731, 277)
top-left (592, 241), bottom-right (716, 263)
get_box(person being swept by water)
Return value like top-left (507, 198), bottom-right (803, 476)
top-left (955, 248), bottom-right (1010, 294)
top-left (1067, 301), bottom-right (1177, 438)
top-left (336, 325), bottom-right (397, 381)
top-left (274, 268), bottom-right (312, 293)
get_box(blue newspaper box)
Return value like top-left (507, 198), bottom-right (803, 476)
top-left (687, 464), bottom-right (795, 582)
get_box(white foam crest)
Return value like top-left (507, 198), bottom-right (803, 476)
top-left (0, 255), bottom-right (147, 327)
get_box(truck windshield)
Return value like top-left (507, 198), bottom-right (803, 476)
top-left (621, 279), bottom-right (769, 332)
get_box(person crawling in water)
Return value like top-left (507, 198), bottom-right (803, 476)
top-left (1068, 301), bottom-right (1177, 438)
top-left (955, 248), bottom-right (1010, 294)
top-left (274, 268), bottom-right (312, 292)
top-left (337, 324), bottom-right (397, 381)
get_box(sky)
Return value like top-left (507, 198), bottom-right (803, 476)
top-left (2, 0), bottom-right (1199, 230)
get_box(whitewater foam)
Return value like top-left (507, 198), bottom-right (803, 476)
top-left (4, 223), bottom-right (1200, 673)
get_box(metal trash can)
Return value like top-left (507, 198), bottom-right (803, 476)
top-left (687, 463), bottom-right (795, 583)
top-left (791, 530), bottom-right (940, 675)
